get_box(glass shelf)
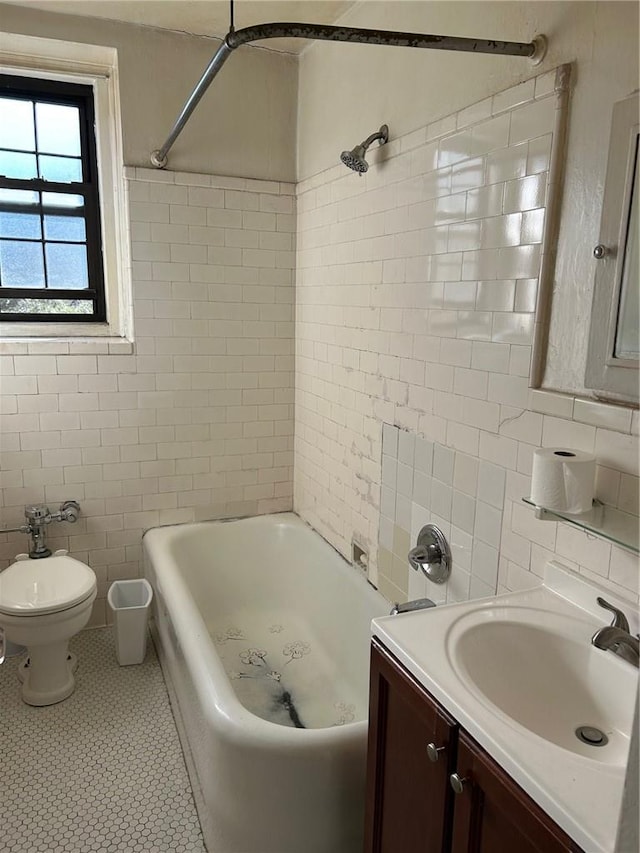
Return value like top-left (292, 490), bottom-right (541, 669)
top-left (522, 497), bottom-right (639, 555)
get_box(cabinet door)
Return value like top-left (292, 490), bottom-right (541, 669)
top-left (450, 731), bottom-right (583, 853)
top-left (364, 639), bottom-right (458, 853)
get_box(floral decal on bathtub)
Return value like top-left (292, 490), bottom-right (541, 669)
top-left (230, 667), bottom-right (282, 683)
top-left (282, 641), bottom-right (310, 662)
top-left (213, 623), bottom-right (361, 729)
top-left (214, 627), bottom-right (245, 645)
top-left (334, 702), bottom-right (356, 725)
top-left (229, 641), bottom-right (310, 729)
top-left (239, 647), bottom-right (268, 667)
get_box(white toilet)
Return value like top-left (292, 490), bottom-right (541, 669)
top-left (0, 555), bottom-right (97, 706)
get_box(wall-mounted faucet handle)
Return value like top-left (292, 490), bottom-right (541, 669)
top-left (596, 597), bottom-right (630, 632)
top-left (407, 525), bottom-right (451, 584)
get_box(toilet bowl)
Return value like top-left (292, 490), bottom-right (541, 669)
top-left (0, 555), bottom-right (97, 706)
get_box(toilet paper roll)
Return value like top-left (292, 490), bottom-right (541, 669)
top-left (530, 448), bottom-right (596, 515)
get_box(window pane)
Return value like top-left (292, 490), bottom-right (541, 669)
top-left (45, 242), bottom-right (88, 289)
top-left (44, 214), bottom-right (86, 242)
top-left (0, 211), bottom-right (41, 239)
top-left (38, 154), bottom-right (83, 183)
top-left (0, 297), bottom-right (93, 315)
top-left (42, 192), bottom-right (84, 211)
top-left (0, 188), bottom-right (39, 209)
top-left (35, 103), bottom-right (81, 156)
top-left (0, 150), bottom-right (37, 180)
top-left (0, 240), bottom-right (45, 288)
top-left (0, 98), bottom-right (35, 151)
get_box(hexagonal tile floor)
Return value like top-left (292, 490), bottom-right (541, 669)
top-left (0, 628), bottom-right (206, 852)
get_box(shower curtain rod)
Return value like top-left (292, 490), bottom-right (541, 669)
top-left (150, 22), bottom-right (547, 168)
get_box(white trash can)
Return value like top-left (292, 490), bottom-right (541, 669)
top-left (107, 579), bottom-right (153, 666)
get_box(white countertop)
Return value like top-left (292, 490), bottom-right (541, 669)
top-left (371, 563), bottom-right (638, 853)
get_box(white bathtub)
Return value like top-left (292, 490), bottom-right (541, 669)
top-left (143, 512), bottom-right (388, 853)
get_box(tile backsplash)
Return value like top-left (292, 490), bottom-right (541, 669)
top-left (379, 424), bottom-right (503, 606)
top-left (378, 419), bottom-right (638, 606)
top-left (0, 169), bottom-right (295, 624)
top-left (294, 68), bottom-right (639, 606)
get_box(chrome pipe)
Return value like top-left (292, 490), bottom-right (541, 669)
top-left (0, 524), bottom-right (30, 534)
top-left (150, 41), bottom-right (234, 168)
top-left (151, 23), bottom-right (546, 168)
top-left (227, 22), bottom-right (539, 56)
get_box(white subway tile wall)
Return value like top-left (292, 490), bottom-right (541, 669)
top-left (0, 170), bottom-right (295, 625)
top-left (379, 425), bottom-right (505, 605)
top-left (294, 70), bottom-right (639, 605)
top-left (1, 72), bottom-right (637, 625)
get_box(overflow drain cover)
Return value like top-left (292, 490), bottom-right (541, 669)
top-left (575, 725), bottom-right (608, 747)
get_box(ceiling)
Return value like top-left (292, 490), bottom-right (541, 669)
top-left (3, 1), bottom-right (358, 53)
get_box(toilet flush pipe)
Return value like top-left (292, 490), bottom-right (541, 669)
top-left (0, 501), bottom-right (81, 559)
top-left (150, 24), bottom-right (547, 168)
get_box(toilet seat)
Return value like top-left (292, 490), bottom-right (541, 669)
top-left (0, 555), bottom-right (97, 617)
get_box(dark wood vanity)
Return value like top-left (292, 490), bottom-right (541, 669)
top-left (364, 639), bottom-right (584, 853)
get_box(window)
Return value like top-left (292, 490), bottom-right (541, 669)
top-left (0, 74), bottom-right (106, 322)
top-left (0, 32), bottom-right (132, 346)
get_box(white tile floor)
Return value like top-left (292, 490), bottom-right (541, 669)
top-left (0, 628), bottom-right (206, 853)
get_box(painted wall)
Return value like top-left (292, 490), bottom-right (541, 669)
top-left (0, 169), bottom-right (295, 624)
top-left (297, 0), bottom-right (639, 396)
top-left (0, 2), bottom-right (298, 181)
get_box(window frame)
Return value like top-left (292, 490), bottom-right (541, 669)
top-left (0, 32), bottom-right (133, 347)
top-left (0, 73), bottom-right (107, 322)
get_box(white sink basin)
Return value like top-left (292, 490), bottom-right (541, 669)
top-left (446, 606), bottom-right (636, 764)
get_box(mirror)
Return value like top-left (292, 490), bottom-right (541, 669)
top-left (585, 93), bottom-right (639, 402)
top-left (613, 134), bottom-right (639, 361)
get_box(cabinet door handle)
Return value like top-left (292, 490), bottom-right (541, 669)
top-left (426, 742), bottom-right (445, 762)
top-left (449, 772), bottom-right (468, 794)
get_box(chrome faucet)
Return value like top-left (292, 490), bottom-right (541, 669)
top-left (591, 597), bottom-right (639, 667)
top-left (390, 597), bottom-right (436, 616)
top-left (1, 502), bottom-right (81, 559)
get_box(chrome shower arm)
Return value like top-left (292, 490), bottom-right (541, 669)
top-left (151, 22), bottom-right (546, 168)
top-left (361, 127), bottom-right (389, 150)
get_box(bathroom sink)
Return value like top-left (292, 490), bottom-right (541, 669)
top-left (446, 606), bottom-right (636, 762)
top-left (373, 564), bottom-right (639, 853)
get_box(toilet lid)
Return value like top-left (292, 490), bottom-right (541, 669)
top-left (0, 555), bottom-right (96, 616)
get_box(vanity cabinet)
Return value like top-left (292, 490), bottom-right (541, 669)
top-left (364, 639), bottom-right (583, 853)
top-left (364, 637), bottom-right (457, 853)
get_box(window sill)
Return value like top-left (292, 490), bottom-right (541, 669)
top-left (0, 329), bottom-right (134, 355)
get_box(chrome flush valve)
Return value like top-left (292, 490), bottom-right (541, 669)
top-left (1, 502), bottom-right (82, 559)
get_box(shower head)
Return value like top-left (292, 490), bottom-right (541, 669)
top-left (340, 145), bottom-right (369, 173)
top-left (340, 124), bottom-right (389, 174)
